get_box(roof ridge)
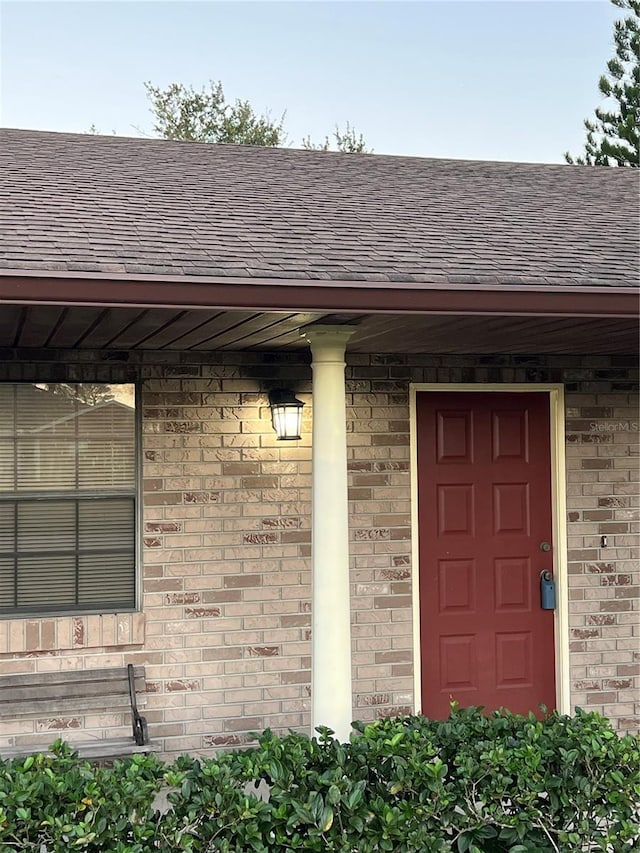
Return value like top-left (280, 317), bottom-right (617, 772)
top-left (3, 125), bottom-right (635, 171)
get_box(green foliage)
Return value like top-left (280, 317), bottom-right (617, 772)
top-left (566, 0), bottom-right (639, 166)
top-left (1, 710), bottom-right (638, 851)
top-left (144, 80), bottom-right (287, 146)
top-left (85, 124), bottom-right (116, 136)
top-left (302, 122), bottom-right (372, 153)
top-left (0, 740), bottom-right (166, 851)
top-left (144, 79), bottom-right (370, 152)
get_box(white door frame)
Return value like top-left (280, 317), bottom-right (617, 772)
top-left (409, 383), bottom-right (570, 716)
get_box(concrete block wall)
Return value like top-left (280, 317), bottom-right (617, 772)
top-left (0, 348), bottom-right (637, 758)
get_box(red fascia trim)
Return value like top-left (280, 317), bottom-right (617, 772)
top-left (0, 271), bottom-right (638, 318)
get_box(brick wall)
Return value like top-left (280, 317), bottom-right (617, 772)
top-left (140, 354), bottom-right (314, 752)
top-left (0, 348), bottom-right (637, 757)
top-left (347, 353), bottom-right (414, 720)
top-left (564, 361), bottom-right (639, 732)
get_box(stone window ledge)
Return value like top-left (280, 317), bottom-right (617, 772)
top-left (0, 613), bottom-right (145, 655)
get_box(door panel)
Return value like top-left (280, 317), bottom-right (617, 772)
top-left (417, 392), bottom-right (556, 718)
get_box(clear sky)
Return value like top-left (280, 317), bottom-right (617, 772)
top-left (0, 0), bottom-right (619, 163)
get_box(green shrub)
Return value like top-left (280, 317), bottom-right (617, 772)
top-left (0, 708), bottom-right (637, 852)
top-left (0, 740), bottom-right (166, 851)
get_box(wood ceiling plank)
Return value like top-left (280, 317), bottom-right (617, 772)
top-left (45, 307), bottom-right (107, 348)
top-left (104, 309), bottom-right (187, 348)
top-left (349, 316), bottom-right (462, 352)
top-left (165, 311), bottom-right (258, 349)
top-left (75, 307), bottom-right (149, 348)
top-left (135, 310), bottom-right (225, 349)
top-left (190, 312), bottom-right (293, 350)
top-left (5, 307), bottom-right (637, 355)
top-left (347, 315), bottom-right (639, 355)
top-left (212, 313), bottom-right (328, 350)
top-left (252, 329), bottom-right (315, 350)
top-left (507, 319), bottom-right (633, 354)
top-left (0, 305), bottom-right (27, 347)
top-left (349, 314), bottom-right (464, 344)
top-left (16, 306), bottom-right (66, 348)
top-left (569, 321), bottom-right (638, 354)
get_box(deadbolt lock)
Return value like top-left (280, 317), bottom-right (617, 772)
top-left (539, 541), bottom-right (552, 552)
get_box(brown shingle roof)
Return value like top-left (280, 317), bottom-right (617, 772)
top-left (1, 127), bottom-right (638, 288)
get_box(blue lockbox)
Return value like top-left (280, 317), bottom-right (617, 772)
top-left (540, 571), bottom-right (556, 610)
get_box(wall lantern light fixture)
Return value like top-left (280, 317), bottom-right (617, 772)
top-left (268, 389), bottom-right (305, 440)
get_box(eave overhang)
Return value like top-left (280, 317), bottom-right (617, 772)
top-left (0, 269), bottom-right (638, 319)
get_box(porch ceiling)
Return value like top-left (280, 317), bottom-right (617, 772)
top-left (0, 303), bottom-right (637, 354)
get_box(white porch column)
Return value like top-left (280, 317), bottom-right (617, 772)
top-left (301, 325), bottom-right (356, 742)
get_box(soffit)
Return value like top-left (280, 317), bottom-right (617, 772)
top-left (0, 304), bottom-right (636, 355)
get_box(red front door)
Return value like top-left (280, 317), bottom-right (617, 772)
top-left (417, 392), bottom-right (556, 718)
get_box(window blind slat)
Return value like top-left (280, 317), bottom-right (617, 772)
top-left (4, 499), bottom-right (136, 611)
top-left (0, 558), bottom-right (15, 608)
top-left (0, 504), bottom-right (15, 550)
top-left (17, 555), bottom-right (77, 606)
top-left (78, 553), bottom-right (135, 603)
top-left (78, 441), bottom-right (135, 489)
top-left (79, 499), bottom-right (134, 550)
top-left (0, 386), bottom-right (14, 437)
top-left (0, 444), bottom-right (15, 492)
top-left (16, 385), bottom-right (76, 436)
top-left (18, 501), bottom-right (76, 551)
top-left (0, 383), bottom-right (136, 614)
top-left (16, 439), bottom-right (78, 490)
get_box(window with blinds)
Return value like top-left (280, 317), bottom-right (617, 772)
top-left (0, 383), bottom-right (137, 614)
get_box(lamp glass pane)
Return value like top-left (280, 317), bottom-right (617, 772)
top-left (272, 404), bottom-right (302, 440)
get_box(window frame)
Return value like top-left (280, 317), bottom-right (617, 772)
top-left (0, 381), bottom-right (141, 617)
